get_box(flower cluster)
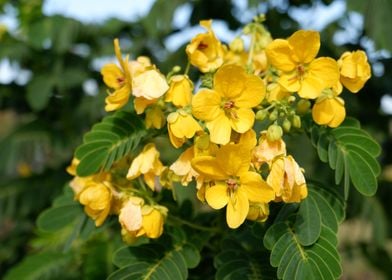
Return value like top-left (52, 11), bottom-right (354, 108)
top-left (68, 17), bottom-right (371, 240)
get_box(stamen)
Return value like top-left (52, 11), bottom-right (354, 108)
top-left (224, 101), bottom-right (235, 109)
top-left (197, 42), bottom-right (208, 50)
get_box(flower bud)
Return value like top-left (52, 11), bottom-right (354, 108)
top-left (230, 37), bottom-right (245, 53)
top-left (267, 124), bottom-right (283, 142)
top-left (255, 110), bottom-right (268, 121)
top-left (282, 119), bottom-right (291, 132)
top-left (292, 115), bottom-right (301, 128)
top-left (269, 109), bottom-right (278, 121)
top-left (296, 99), bottom-right (311, 115)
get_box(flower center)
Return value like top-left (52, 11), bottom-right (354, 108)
top-left (117, 77), bottom-right (125, 86)
top-left (197, 42), bottom-right (209, 50)
top-left (226, 178), bottom-right (238, 191)
top-left (296, 64), bottom-right (307, 80)
top-left (224, 100), bottom-right (235, 109)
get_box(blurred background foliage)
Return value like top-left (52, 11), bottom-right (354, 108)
top-left (0, 0), bottom-right (391, 279)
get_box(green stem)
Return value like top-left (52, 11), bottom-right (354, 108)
top-left (168, 215), bottom-right (220, 233)
top-left (184, 62), bottom-right (191, 76)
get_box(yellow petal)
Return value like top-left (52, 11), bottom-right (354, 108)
top-left (192, 89), bottom-right (222, 121)
top-left (206, 113), bottom-right (232, 145)
top-left (101, 63), bottom-right (124, 89)
top-left (230, 108), bottom-right (255, 133)
top-left (328, 98), bottom-right (346, 128)
top-left (105, 85), bottom-right (131, 112)
top-left (216, 144), bottom-right (250, 176)
top-left (278, 72), bottom-right (301, 93)
top-left (133, 97), bottom-right (156, 114)
top-left (205, 182), bottom-right (229, 209)
top-left (267, 158), bottom-right (285, 196)
top-left (142, 208), bottom-right (164, 238)
top-left (240, 171), bottom-right (275, 203)
top-left (132, 70), bottom-right (169, 100)
top-left (165, 75), bottom-right (193, 107)
top-left (265, 39), bottom-right (296, 72)
top-left (226, 188), bottom-right (249, 229)
top-left (233, 74), bottom-right (265, 108)
top-left (288, 30), bottom-right (320, 63)
top-left (214, 64), bottom-right (247, 100)
top-left (312, 98), bottom-right (334, 125)
top-left (191, 156), bottom-right (227, 180)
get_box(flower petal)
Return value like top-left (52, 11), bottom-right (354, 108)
top-left (216, 144), bottom-right (251, 176)
top-left (214, 64), bottom-right (247, 100)
top-left (101, 64), bottom-right (124, 89)
top-left (240, 171), bottom-right (275, 203)
top-left (278, 72), bottom-right (301, 93)
top-left (206, 113), bottom-right (232, 145)
top-left (191, 156), bottom-right (227, 180)
top-left (205, 182), bottom-right (229, 209)
top-left (230, 108), bottom-right (255, 133)
top-left (234, 74), bottom-right (265, 108)
top-left (328, 98), bottom-right (346, 128)
top-left (312, 98), bottom-right (334, 125)
top-left (265, 39), bottom-right (296, 72)
top-left (288, 30), bottom-right (320, 63)
top-left (192, 89), bottom-right (222, 121)
top-left (226, 188), bottom-right (249, 228)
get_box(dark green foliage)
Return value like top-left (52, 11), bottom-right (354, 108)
top-left (75, 111), bottom-right (148, 176)
top-left (307, 118), bottom-right (381, 197)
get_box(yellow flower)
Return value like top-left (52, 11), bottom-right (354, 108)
top-left (132, 69), bottom-right (169, 100)
top-left (253, 131), bottom-right (287, 168)
top-left (167, 110), bottom-right (202, 148)
top-left (119, 197), bottom-right (144, 235)
top-left (140, 205), bottom-right (167, 239)
top-left (267, 155), bottom-right (307, 203)
top-left (170, 146), bottom-right (199, 186)
top-left (338, 50), bottom-right (371, 93)
top-left (192, 64), bottom-right (265, 145)
top-left (247, 202), bottom-right (269, 222)
top-left (165, 75), bottom-right (193, 107)
top-left (127, 143), bottom-right (164, 190)
top-left (145, 105), bottom-right (165, 129)
top-left (186, 20), bottom-right (225, 73)
top-left (101, 39), bottom-right (132, 111)
top-left (78, 180), bottom-right (112, 226)
top-left (192, 143), bottom-right (274, 229)
top-left (265, 30), bottom-right (339, 99)
top-left (312, 88), bottom-right (346, 128)
top-left (134, 97), bottom-right (157, 114)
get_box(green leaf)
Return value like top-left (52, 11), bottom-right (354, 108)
top-left (75, 111), bottom-right (147, 176)
top-left (264, 223), bottom-right (342, 280)
top-left (308, 120), bottom-right (381, 196)
top-left (26, 75), bottom-right (54, 111)
top-left (346, 150), bottom-right (377, 196)
top-left (4, 252), bottom-right (73, 280)
top-left (294, 195), bottom-right (321, 246)
top-left (110, 237), bottom-right (200, 280)
top-left (36, 204), bottom-right (83, 232)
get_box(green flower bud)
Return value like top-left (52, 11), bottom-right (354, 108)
top-left (292, 115), bottom-right (301, 128)
top-left (255, 110), bottom-right (268, 121)
top-left (296, 99), bottom-right (311, 115)
top-left (282, 119), bottom-right (291, 132)
top-left (269, 109), bottom-right (278, 121)
top-left (267, 124), bottom-right (283, 142)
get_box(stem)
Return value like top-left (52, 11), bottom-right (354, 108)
top-left (168, 215), bottom-right (220, 233)
top-left (247, 28), bottom-right (257, 71)
top-left (184, 62), bottom-right (191, 76)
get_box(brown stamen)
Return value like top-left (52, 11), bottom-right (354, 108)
top-left (224, 101), bottom-right (235, 109)
top-left (197, 42), bottom-right (208, 50)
